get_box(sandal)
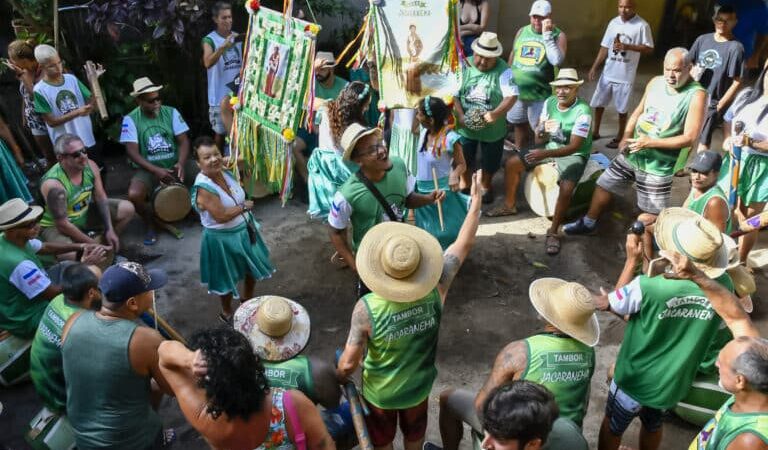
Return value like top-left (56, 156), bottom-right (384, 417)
top-left (330, 251), bottom-right (348, 268)
top-left (143, 230), bottom-right (158, 246)
top-left (606, 138), bottom-right (620, 149)
top-left (545, 233), bottom-right (561, 255)
top-left (485, 204), bottom-right (518, 217)
top-left (218, 312), bottom-right (233, 324)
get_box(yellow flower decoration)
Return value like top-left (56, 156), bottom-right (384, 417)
top-left (282, 128), bottom-right (296, 142)
top-left (229, 96), bottom-right (240, 107)
top-left (308, 24), bottom-right (320, 34)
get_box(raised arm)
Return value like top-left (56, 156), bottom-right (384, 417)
top-left (202, 35), bottom-right (237, 69)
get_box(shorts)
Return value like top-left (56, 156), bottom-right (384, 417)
top-left (40, 198), bottom-right (123, 243)
top-left (460, 136), bottom-right (505, 174)
top-left (590, 76), bottom-right (632, 114)
top-left (130, 159), bottom-right (199, 193)
top-left (517, 148), bottom-right (587, 183)
top-left (605, 380), bottom-right (664, 435)
top-left (364, 397), bottom-right (429, 446)
top-left (441, 389), bottom-right (482, 432)
top-left (506, 99), bottom-right (545, 128)
top-left (30, 121), bottom-right (49, 136)
top-left (596, 153), bottom-right (673, 214)
top-left (209, 106), bottom-right (226, 135)
top-left (698, 106), bottom-right (723, 146)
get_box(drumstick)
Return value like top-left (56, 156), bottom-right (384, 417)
top-left (731, 210), bottom-right (768, 238)
top-left (147, 308), bottom-right (188, 345)
top-left (344, 382), bottom-right (373, 450)
top-left (432, 167), bottom-right (445, 232)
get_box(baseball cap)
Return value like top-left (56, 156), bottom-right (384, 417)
top-left (688, 150), bottom-right (723, 173)
top-left (99, 261), bottom-right (168, 304)
top-left (529, 0), bottom-right (552, 16)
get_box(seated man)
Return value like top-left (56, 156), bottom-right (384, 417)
top-left (40, 134), bottom-right (134, 255)
top-left (489, 68), bottom-right (593, 256)
top-left (684, 150), bottom-right (730, 232)
top-left (120, 77), bottom-right (195, 244)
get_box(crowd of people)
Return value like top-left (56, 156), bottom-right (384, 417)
top-left (2, 0), bottom-right (768, 449)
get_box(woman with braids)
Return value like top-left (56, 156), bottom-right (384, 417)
top-left (412, 96), bottom-right (469, 248)
top-left (158, 326), bottom-right (334, 450)
top-left (307, 81), bottom-right (373, 218)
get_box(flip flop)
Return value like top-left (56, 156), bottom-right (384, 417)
top-left (545, 233), bottom-right (561, 255)
top-left (218, 312), bottom-right (232, 324)
top-left (485, 205), bottom-right (518, 217)
top-left (143, 230), bottom-right (158, 246)
top-left (606, 138), bottom-right (620, 149)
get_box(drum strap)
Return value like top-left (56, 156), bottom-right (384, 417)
top-left (355, 171), bottom-right (403, 223)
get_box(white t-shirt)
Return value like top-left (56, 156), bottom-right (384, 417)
top-left (727, 94), bottom-right (768, 157)
top-left (600, 15), bottom-right (654, 84)
top-left (33, 74), bottom-right (96, 147)
top-left (9, 239), bottom-right (51, 300)
top-left (118, 108), bottom-right (190, 143)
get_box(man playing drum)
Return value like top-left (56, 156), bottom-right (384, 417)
top-left (120, 77), bottom-right (197, 245)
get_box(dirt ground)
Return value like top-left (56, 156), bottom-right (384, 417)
top-left (3, 60), bottom-right (768, 449)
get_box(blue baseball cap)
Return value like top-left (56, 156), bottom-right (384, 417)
top-left (99, 261), bottom-right (168, 304)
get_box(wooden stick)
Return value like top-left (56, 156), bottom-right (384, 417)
top-left (344, 382), bottom-right (373, 450)
top-left (147, 308), bottom-right (187, 345)
top-left (84, 61), bottom-right (108, 120)
top-left (432, 167), bottom-right (445, 232)
top-left (53, 0), bottom-right (59, 50)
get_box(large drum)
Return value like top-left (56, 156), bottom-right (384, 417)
top-left (524, 153), bottom-right (610, 218)
top-left (673, 373), bottom-right (730, 426)
top-left (25, 407), bottom-right (76, 450)
top-left (152, 183), bottom-right (192, 223)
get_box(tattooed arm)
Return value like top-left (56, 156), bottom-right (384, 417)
top-left (336, 300), bottom-right (371, 381)
top-left (474, 340), bottom-right (528, 415)
top-left (41, 179), bottom-right (95, 244)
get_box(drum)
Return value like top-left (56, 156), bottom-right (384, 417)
top-left (25, 407), bottom-right (76, 450)
top-left (86, 233), bottom-right (115, 272)
top-left (0, 332), bottom-right (31, 387)
top-left (673, 373), bottom-right (730, 426)
top-left (152, 183), bottom-right (192, 223)
top-left (524, 153), bottom-right (609, 219)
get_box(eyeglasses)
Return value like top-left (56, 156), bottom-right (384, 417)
top-left (64, 149), bottom-right (88, 159)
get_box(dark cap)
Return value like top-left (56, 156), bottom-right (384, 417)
top-left (99, 261), bottom-right (168, 304)
top-left (688, 150), bottom-right (722, 173)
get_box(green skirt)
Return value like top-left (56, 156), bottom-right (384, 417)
top-left (389, 125), bottom-right (418, 176)
top-left (718, 152), bottom-right (768, 205)
top-left (307, 148), bottom-right (357, 219)
top-left (199, 221), bottom-right (274, 299)
top-left (414, 178), bottom-right (470, 249)
top-left (0, 140), bottom-right (32, 204)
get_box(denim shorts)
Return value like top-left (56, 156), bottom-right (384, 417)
top-left (605, 380), bottom-right (664, 435)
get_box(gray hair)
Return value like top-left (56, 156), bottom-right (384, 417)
top-left (665, 47), bottom-right (691, 65)
top-left (733, 336), bottom-right (768, 394)
top-left (54, 134), bottom-right (84, 156)
top-left (34, 44), bottom-right (59, 64)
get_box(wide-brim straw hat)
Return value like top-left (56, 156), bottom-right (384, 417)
top-left (655, 207), bottom-right (731, 278)
top-left (550, 68), bottom-right (584, 86)
top-left (529, 278), bottom-right (600, 346)
top-left (726, 265), bottom-right (756, 313)
top-left (356, 222), bottom-right (444, 302)
top-left (314, 51), bottom-right (337, 69)
top-left (340, 123), bottom-right (381, 161)
top-left (471, 32), bottom-right (503, 58)
top-left (130, 77), bottom-right (163, 97)
top-left (0, 198), bottom-right (43, 231)
top-left (233, 295), bottom-right (310, 362)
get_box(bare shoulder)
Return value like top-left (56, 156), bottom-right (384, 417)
top-left (727, 432), bottom-right (768, 450)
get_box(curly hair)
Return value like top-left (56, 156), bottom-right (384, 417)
top-left (326, 81), bottom-right (372, 146)
top-left (189, 327), bottom-right (271, 420)
top-left (7, 39), bottom-right (36, 62)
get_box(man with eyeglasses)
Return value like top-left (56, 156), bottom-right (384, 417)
top-left (119, 77), bottom-right (195, 245)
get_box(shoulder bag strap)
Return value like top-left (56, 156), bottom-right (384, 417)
top-left (283, 390), bottom-right (307, 450)
top-left (355, 170), bottom-right (402, 222)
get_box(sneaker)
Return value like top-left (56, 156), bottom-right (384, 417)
top-left (563, 217), bottom-right (596, 235)
top-left (424, 442), bottom-right (443, 450)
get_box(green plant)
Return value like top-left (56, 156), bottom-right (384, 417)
top-left (9, 0), bottom-right (52, 24)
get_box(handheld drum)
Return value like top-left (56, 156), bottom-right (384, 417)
top-left (152, 183), bottom-right (192, 223)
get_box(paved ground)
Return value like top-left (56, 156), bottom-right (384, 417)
top-left (2, 59), bottom-right (768, 449)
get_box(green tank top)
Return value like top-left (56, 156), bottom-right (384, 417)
top-left (543, 97), bottom-right (593, 159)
top-left (264, 355), bottom-right (316, 402)
top-left (40, 163), bottom-right (95, 228)
top-left (30, 294), bottom-right (80, 412)
top-left (338, 157), bottom-right (410, 251)
top-left (63, 312), bottom-right (162, 449)
top-left (690, 396), bottom-right (768, 449)
top-left (128, 105), bottom-right (179, 169)
top-left (697, 325), bottom-right (733, 375)
top-left (0, 235), bottom-right (48, 338)
top-left (686, 185), bottom-right (732, 233)
top-left (362, 289), bottom-right (442, 409)
top-left (627, 77), bottom-right (705, 177)
top-left (456, 58), bottom-right (511, 142)
top-left (522, 333), bottom-right (595, 427)
top-left (614, 274), bottom-right (734, 410)
top-left (511, 25), bottom-right (560, 102)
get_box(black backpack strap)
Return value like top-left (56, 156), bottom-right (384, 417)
top-left (355, 170), bottom-right (402, 222)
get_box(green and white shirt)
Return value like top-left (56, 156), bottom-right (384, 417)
top-left (33, 74), bottom-right (95, 147)
top-left (119, 105), bottom-right (189, 169)
top-left (511, 25), bottom-right (562, 101)
top-left (690, 396), bottom-right (768, 449)
top-left (263, 355), bottom-right (317, 403)
top-left (539, 96), bottom-right (593, 158)
top-left (456, 58), bottom-right (518, 142)
top-left (0, 235), bottom-right (50, 339)
top-left (202, 31), bottom-right (243, 107)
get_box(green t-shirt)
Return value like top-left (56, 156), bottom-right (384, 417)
top-left (686, 185), bottom-right (732, 233)
top-left (264, 355), bottom-right (316, 403)
top-left (690, 396), bottom-right (768, 449)
top-left (542, 96), bottom-right (593, 159)
top-left (362, 289), bottom-right (442, 409)
top-left (0, 235), bottom-right (49, 339)
top-left (613, 274), bottom-right (734, 409)
top-left (30, 294), bottom-right (81, 412)
top-left (123, 105), bottom-right (188, 169)
top-left (627, 76), bottom-right (705, 176)
top-left (522, 333), bottom-right (595, 427)
top-left (511, 25), bottom-right (561, 102)
top-left (316, 76), bottom-right (348, 101)
top-left (40, 163), bottom-right (95, 228)
top-left (456, 58), bottom-right (515, 142)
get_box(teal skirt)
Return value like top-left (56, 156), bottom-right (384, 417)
top-left (199, 221), bottom-right (274, 298)
top-left (0, 140), bottom-right (32, 204)
top-left (389, 126), bottom-right (418, 176)
top-left (307, 148), bottom-right (358, 219)
top-left (718, 152), bottom-right (768, 205)
top-left (414, 178), bottom-right (470, 249)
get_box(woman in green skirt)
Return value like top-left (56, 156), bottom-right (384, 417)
top-left (191, 137), bottom-right (274, 322)
top-left (0, 115), bottom-right (33, 204)
top-left (412, 96), bottom-right (470, 248)
top-left (718, 65), bottom-right (768, 264)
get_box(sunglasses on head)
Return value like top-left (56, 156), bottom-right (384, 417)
top-left (64, 149), bottom-right (88, 159)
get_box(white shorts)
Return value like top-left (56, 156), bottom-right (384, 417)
top-left (590, 76), bottom-right (632, 114)
top-left (208, 106), bottom-right (226, 135)
top-left (506, 99), bottom-right (545, 128)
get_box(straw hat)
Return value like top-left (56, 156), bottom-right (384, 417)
top-left (655, 208), bottom-right (731, 278)
top-left (550, 68), bottom-right (584, 87)
top-left (529, 278), bottom-right (600, 346)
top-left (356, 222), bottom-right (444, 302)
top-left (471, 32), bottom-right (503, 58)
top-left (340, 123), bottom-right (382, 161)
top-left (0, 198), bottom-right (43, 231)
top-left (233, 295), bottom-right (310, 362)
top-left (726, 265), bottom-right (756, 313)
top-left (314, 51), bottom-right (337, 69)
top-left (130, 77), bottom-right (163, 97)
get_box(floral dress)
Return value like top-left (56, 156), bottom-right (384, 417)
top-left (257, 389), bottom-right (296, 450)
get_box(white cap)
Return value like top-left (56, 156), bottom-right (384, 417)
top-left (529, 0), bottom-right (552, 16)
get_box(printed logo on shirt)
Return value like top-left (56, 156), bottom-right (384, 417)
top-left (222, 46), bottom-right (242, 71)
top-left (23, 267), bottom-right (43, 287)
top-left (140, 125), bottom-right (175, 162)
top-left (515, 41), bottom-right (546, 67)
top-left (657, 295), bottom-right (715, 321)
top-left (637, 106), bottom-right (671, 136)
top-left (698, 49), bottom-right (723, 70)
top-left (55, 90), bottom-right (79, 114)
top-left (464, 78), bottom-right (493, 110)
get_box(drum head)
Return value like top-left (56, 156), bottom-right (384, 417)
top-left (153, 183), bottom-right (192, 222)
top-left (524, 163), bottom-right (560, 218)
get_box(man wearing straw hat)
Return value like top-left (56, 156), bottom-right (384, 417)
top-left (336, 172), bottom-right (482, 450)
top-left (594, 209), bottom-right (735, 450)
top-left (435, 277), bottom-right (596, 450)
